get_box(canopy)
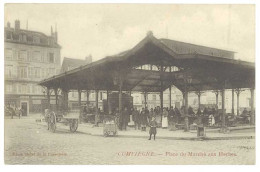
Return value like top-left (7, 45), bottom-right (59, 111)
top-left (39, 33), bottom-right (255, 93)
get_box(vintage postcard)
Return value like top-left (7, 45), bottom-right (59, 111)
top-left (4, 3), bottom-right (255, 165)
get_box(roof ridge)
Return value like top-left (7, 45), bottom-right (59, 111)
top-left (160, 38), bottom-right (235, 53)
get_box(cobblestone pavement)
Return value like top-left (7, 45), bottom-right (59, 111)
top-left (4, 117), bottom-right (255, 165)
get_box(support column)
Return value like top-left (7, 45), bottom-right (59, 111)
top-left (95, 90), bottom-right (99, 112)
top-left (78, 89), bottom-right (82, 107)
top-left (182, 92), bottom-right (185, 107)
top-left (106, 90), bottom-right (109, 114)
top-left (160, 65), bottom-right (164, 110)
top-left (86, 90), bottom-right (90, 105)
top-left (160, 91), bottom-right (163, 109)
top-left (196, 91), bottom-right (202, 110)
top-left (47, 87), bottom-right (51, 109)
top-left (250, 88), bottom-right (255, 125)
top-left (232, 89), bottom-right (234, 115)
top-left (54, 88), bottom-right (58, 111)
top-left (144, 92), bottom-right (147, 108)
top-left (235, 88), bottom-right (243, 116)
top-left (221, 88), bottom-right (225, 129)
top-left (62, 89), bottom-right (68, 112)
top-left (184, 88), bottom-right (189, 132)
top-left (213, 90), bottom-right (219, 109)
top-left (169, 67), bottom-right (172, 108)
top-left (169, 86), bottom-right (172, 108)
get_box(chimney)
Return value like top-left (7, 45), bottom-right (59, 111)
top-left (7, 22), bottom-right (10, 28)
top-left (15, 20), bottom-right (20, 31)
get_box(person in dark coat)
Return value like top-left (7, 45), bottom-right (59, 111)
top-left (188, 106), bottom-right (195, 116)
top-left (168, 106), bottom-right (176, 130)
top-left (122, 107), bottom-right (129, 130)
top-left (132, 107), bottom-right (140, 130)
top-left (174, 107), bottom-right (181, 123)
top-left (148, 117), bottom-right (157, 140)
top-left (140, 108), bottom-right (147, 131)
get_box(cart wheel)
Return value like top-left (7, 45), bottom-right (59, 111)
top-left (70, 119), bottom-right (78, 132)
top-left (49, 112), bottom-right (56, 133)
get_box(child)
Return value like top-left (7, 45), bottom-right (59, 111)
top-left (148, 117), bottom-right (157, 140)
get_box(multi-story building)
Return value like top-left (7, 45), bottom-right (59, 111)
top-left (4, 20), bottom-right (61, 115)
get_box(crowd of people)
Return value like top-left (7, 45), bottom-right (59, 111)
top-left (110, 105), bottom-right (220, 131)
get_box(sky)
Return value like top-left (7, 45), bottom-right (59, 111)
top-left (4, 4), bottom-right (255, 63)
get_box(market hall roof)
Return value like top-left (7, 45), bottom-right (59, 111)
top-left (39, 32), bottom-right (255, 93)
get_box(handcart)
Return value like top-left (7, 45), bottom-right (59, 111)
top-left (103, 115), bottom-right (118, 137)
top-left (44, 109), bottom-right (79, 133)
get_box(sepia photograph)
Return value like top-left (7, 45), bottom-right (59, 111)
top-left (3, 3), bottom-right (256, 165)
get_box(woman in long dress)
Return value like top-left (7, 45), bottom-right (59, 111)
top-left (162, 108), bottom-right (168, 129)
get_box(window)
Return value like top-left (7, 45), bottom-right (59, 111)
top-left (27, 85), bottom-right (31, 94)
top-left (41, 52), bottom-right (45, 62)
top-left (28, 67), bottom-right (34, 78)
top-left (48, 53), bottom-right (54, 63)
top-left (32, 51), bottom-right (41, 62)
top-left (5, 48), bottom-right (12, 60)
top-left (32, 85), bottom-right (36, 94)
top-left (18, 50), bottom-right (27, 61)
top-left (41, 68), bottom-right (46, 78)
top-left (48, 68), bottom-right (55, 76)
top-left (5, 65), bottom-right (12, 78)
top-left (33, 36), bottom-right (40, 44)
top-left (5, 84), bottom-right (12, 93)
top-left (18, 66), bottom-right (27, 78)
top-left (21, 84), bottom-right (27, 94)
top-left (34, 67), bottom-right (41, 78)
top-left (23, 35), bottom-right (27, 42)
top-left (152, 94), bottom-right (157, 101)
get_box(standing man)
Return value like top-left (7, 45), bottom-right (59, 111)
top-left (168, 106), bottom-right (176, 130)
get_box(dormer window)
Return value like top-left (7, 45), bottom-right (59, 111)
top-left (33, 36), bottom-right (40, 44)
top-left (23, 35), bottom-right (27, 42)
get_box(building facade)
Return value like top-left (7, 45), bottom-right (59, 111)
top-left (4, 20), bottom-right (61, 115)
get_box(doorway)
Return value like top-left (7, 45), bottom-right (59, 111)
top-left (20, 101), bottom-right (28, 116)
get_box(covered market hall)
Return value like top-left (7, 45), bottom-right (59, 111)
top-left (39, 31), bottom-right (255, 132)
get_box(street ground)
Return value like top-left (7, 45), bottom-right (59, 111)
top-left (4, 115), bottom-right (255, 165)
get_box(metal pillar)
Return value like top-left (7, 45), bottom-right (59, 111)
top-left (196, 91), bottom-right (201, 110)
top-left (78, 89), bottom-right (81, 107)
top-left (250, 88), bottom-right (255, 125)
top-left (232, 89), bottom-right (234, 114)
top-left (47, 88), bottom-right (51, 109)
top-left (54, 88), bottom-right (58, 111)
top-left (144, 92), bottom-right (147, 108)
top-left (106, 90), bottom-right (109, 114)
top-left (182, 92), bottom-right (185, 107)
top-left (86, 90), bottom-right (90, 104)
top-left (169, 86), bottom-right (172, 108)
top-left (169, 67), bottom-right (172, 108)
top-left (160, 91), bottom-right (163, 109)
top-left (216, 91), bottom-right (219, 109)
top-left (221, 88), bottom-right (225, 128)
top-left (235, 89), bottom-right (243, 116)
top-left (62, 89), bottom-right (68, 111)
top-left (184, 89), bottom-right (189, 132)
top-left (95, 90), bottom-right (99, 112)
